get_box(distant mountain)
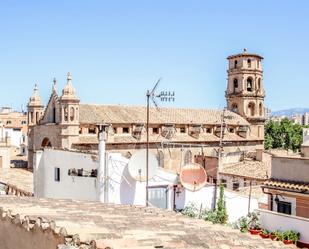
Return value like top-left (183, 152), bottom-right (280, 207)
top-left (272, 108), bottom-right (309, 117)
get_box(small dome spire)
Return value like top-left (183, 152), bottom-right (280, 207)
top-left (243, 48), bottom-right (247, 53)
top-left (28, 84), bottom-right (43, 107)
top-left (52, 78), bottom-right (57, 92)
top-left (61, 72), bottom-right (79, 100)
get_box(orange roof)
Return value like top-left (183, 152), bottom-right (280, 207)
top-left (263, 179), bottom-right (309, 192)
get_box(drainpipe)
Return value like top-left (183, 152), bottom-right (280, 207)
top-left (98, 128), bottom-right (107, 203)
top-left (261, 186), bottom-right (273, 211)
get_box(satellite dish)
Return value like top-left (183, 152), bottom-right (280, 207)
top-left (180, 163), bottom-right (207, 191)
top-left (128, 149), bottom-right (158, 182)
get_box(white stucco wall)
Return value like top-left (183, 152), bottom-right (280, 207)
top-left (35, 149), bottom-right (98, 201)
top-left (175, 185), bottom-right (260, 222)
top-left (0, 127), bottom-right (24, 148)
top-left (259, 209), bottom-right (309, 243)
top-left (35, 149), bottom-right (261, 223)
top-left (0, 147), bottom-right (11, 169)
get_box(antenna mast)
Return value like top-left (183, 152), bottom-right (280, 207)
top-left (146, 79), bottom-right (175, 206)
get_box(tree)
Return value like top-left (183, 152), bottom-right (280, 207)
top-left (215, 184), bottom-right (228, 224)
top-left (264, 118), bottom-right (307, 152)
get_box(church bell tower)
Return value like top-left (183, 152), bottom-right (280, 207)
top-left (226, 49), bottom-right (266, 139)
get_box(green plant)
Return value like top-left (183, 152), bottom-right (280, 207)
top-left (215, 184), bottom-right (228, 224)
top-left (181, 202), bottom-right (198, 218)
top-left (202, 184), bottom-right (228, 224)
top-left (231, 215), bottom-right (250, 233)
top-left (261, 229), bottom-right (269, 235)
top-left (283, 230), bottom-right (300, 244)
top-left (274, 230), bottom-right (284, 241)
top-left (247, 212), bottom-right (261, 230)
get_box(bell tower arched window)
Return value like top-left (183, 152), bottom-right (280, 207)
top-left (234, 60), bottom-right (238, 69)
top-left (70, 107), bottom-right (75, 121)
top-left (259, 103), bottom-right (263, 116)
top-left (247, 59), bottom-right (251, 68)
top-left (257, 78), bottom-right (261, 92)
top-left (233, 78), bottom-right (238, 93)
top-left (64, 107), bottom-right (68, 122)
top-left (248, 103), bottom-right (255, 116)
top-left (36, 112), bottom-right (40, 124)
top-left (247, 78), bottom-right (253, 92)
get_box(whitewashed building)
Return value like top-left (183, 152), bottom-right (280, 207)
top-left (33, 132), bottom-right (263, 222)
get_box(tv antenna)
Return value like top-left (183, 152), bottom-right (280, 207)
top-left (145, 78), bottom-right (175, 206)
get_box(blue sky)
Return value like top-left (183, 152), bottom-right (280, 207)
top-left (0, 1), bottom-right (308, 112)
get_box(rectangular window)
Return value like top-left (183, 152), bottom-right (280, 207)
top-left (180, 127), bottom-right (186, 133)
top-left (206, 128), bottom-right (212, 133)
top-left (54, 167), bottom-right (60, 182)
top-left (277, 201), bottom-right (292, 215)
top-left (153, 127), bottom-right (159, 134)
top-left (89, 127), bottom-right (96, 134)
top-left (123, 127), bottom-right (129, 134)
top-left (232, 182), bottom-right (239, 191)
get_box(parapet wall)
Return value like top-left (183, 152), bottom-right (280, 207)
top-left (0, 208), bottom-right (96, 249)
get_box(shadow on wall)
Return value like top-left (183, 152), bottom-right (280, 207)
top-left (120, 165), bottom-right (136, 205)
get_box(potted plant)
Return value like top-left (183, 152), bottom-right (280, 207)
top-left (274, 230), bottom-right (284, 241)
top-left (269, 232), bottom-right (277, 241)
top-left (259, 229), bottom-right (270, 239)
top-left (247, 212), bottom-right (261, 235)
top-left (283, 230), bottom-right (300, 245)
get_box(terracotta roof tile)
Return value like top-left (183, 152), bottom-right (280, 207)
top-left (264, 179), bottom-right (309, 192)
top-left (79, 104), bottom-right (250, 126)
top-left (220, 158), bottom-right (271, 180)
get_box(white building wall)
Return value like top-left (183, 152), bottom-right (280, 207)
top-left (0, 147), bottom-right (11, 169)
top-left (0, 126), bottom-right (25, 148)
top-left (259, 209), bottom-right (309, 243)
top-left (35, 149), bottom-right (98, 201)
top-left (35, 149), bottom-right (262, 223)
top-left (175, 185), bottom-right (260, 222)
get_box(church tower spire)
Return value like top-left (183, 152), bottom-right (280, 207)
top-left (27, 84), bottom-right (44, 126)
top-left (225, 49), bottom-right (266, 139)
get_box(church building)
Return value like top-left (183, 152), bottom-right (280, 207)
top-left (27, 50), bottom-right (266, 171)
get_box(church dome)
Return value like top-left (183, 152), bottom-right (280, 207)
top-left (60, 72), bottom-right (79, 101)
top-left (28, 84), bottom-right (43, 107)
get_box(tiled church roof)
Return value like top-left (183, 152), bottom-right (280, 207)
top-left (79, 104), bottom-right (249, 125)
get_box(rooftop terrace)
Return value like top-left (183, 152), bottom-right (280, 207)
top-left (0, 196), bottom-right (296, 249)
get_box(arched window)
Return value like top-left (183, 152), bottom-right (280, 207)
top-left (257, 78), bottom-right (261, 91)
top-left (30, 112), bottom-right (34, 123)
top-left (41, 137), bottom-right (52, 148)
top-left (184, 150), bottom-right (192, 165)
top-left (36, 112), bottom-right (40, 124)
top-left (233, 78), bottom-right (238, 93)
top-left (259, 103), bottom-right (263, 116)
top-left (234, 60), bottom-right (238, 69)
top-left (70, 107), bottom-right (75, 121)
top-left (231, 103), bottom-right (238, 113)
top-left (248, 103), bottom-right (255, 116)
top-left (247, 59), bottom-right (251, 68)
top-left (64, 107), bottom-right (68, 122)
top-left (157, 150), bottom-right (164, 168)
top-left (247, 78), bottom-right (253, 92)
